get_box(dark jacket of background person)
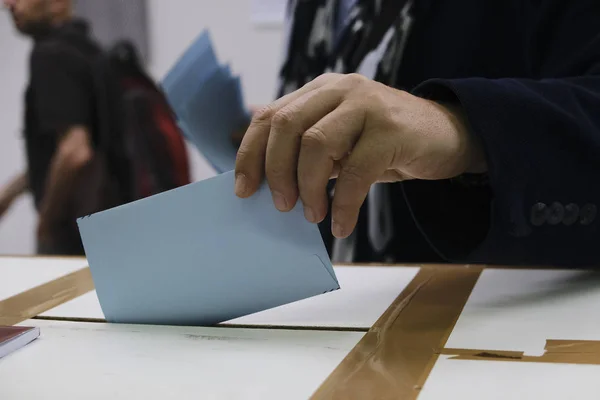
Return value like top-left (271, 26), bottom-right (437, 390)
top-left (25, 19), bottom-right (111, 255)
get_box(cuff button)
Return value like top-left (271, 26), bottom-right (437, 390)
top-left (563, 203), bottom-right (580, 226)
top-left (580, 204), bottom-right (597, 226)
top-left (530, 202), bottom-right (549, 227)
top-left (547, 202), bottom-right (565, 226)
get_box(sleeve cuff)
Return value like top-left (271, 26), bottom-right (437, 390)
top-left (397, 79), bottom-right (495, 263)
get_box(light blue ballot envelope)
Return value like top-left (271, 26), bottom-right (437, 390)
top-left (77, 172), bottom-right (339, 326)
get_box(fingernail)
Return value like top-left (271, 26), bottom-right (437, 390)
top-left (272, 191), bottom-right (288, 211)
top-left (332, 220), bottom-right (345, 238)
top-left (304, 206), bottom-right (316, 223)
top-left (235, 174), bottom-right (248, 196)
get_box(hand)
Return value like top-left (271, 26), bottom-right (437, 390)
top-left (235, 73), bottom-right (486, 239)
top-left (231, 105), bottom-right (263, 146)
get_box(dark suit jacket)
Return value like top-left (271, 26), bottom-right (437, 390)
top-left (321, 0), bottom-right (600, 267)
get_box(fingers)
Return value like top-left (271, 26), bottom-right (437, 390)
top-left (235, 74), bottom-right (340, 198)
top-left (235, 94), bottom-right (308, 198)
top-left (265, 84), bottom-right (346, 211)
top-left (231, 123), bottom-right (249, 148)
top-left (298, 104), bottom-right (366, 223)
top-left (231, 105), bottom-right (263, 147)
top-left (331, 136), bottom-right (394, 238)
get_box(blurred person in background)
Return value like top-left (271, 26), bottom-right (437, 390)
top-left (234, 0), bottom-right (600, 267)
top-left (0, 0), bottom-right (107, 255)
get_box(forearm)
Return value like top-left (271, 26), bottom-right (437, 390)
top-left (2, 171), bottom-right (29, 202)
top-left (39, 127), bottom-right (93, 225)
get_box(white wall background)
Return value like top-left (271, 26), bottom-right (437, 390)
top-left (0, 0), bottom-right (285, 255)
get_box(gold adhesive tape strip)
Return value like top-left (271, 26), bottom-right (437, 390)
top-left (0, 254), bottom-right (87, 260)
top-left (0, 267), bottom-right (94, 326)
top-left (311, 265), bottom-right (483, 400)
top-left (442, 339), bottom-right (600, 365)
top-left (545, 339), bottom-right (600, 354)
top-left (334, 262), bottom-right (571, 270)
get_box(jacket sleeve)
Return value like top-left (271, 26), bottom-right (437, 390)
top-left (407, 0), bottom-right (600, 267)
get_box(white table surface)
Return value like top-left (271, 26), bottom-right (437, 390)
top-left (446, 268), bottom-right (600, 354)
top-left (419, 356), bottom-right (600, 400)
top-left (226, 265), bottom-right (417, 328)
top-left (5, 259), bottom-right (600, 399)
top-left (420, 268), bottom-right (600, 399)
top-left (1, 319), bottom-right (363, 400)
top-left (0, 256), bottom-right (88, 300)
top-left (1, 256), bottom-right (418, 329)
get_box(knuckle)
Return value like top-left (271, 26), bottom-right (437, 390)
top-left (332, 202), bottom-right (355, 217)
top-left (235, 145), bottom-right (251, 163)
top-left (271, 107), bottom-right (296, 130)
top-left (235, 148), bottom-right (260, 184)
top-left (297, 174), bottom-right (317, 194)
top-left (321, 72), bottom-right (341, 81)
top-left (340, 164), bottom-right (367, 187)
top-left (265, 162), bottom-right (288, 181)
top-left (301, 126), bottom-right (328, 149)
top-left (252, 105), bottom-right (275, 125)
top-left (344, 73), bottom-right (368, 87)
top-left (235, 148), bottom-right (257, 176)
top-left (365, 90), bottom-right (387, 107)
top-left (304, 73), bottom-right (344, 92)
top-left (331, 201), bottom-right (360, 231)
top-left (322, 83), bottom-right (347, 100)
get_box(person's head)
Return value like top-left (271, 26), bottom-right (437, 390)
top-left (3, 0), bottom-right (72, 36)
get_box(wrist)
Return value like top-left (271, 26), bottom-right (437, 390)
top-left (439, 101), bottom-right (487, 175)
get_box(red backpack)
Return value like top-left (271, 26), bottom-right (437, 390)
top-left (95, 40), bottom-right (191, 203)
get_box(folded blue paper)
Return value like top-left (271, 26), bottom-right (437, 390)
top-left (179, 69), bottom-right (248, 173)
top-left (77, 171), bottom-right (339, 326)
top-left (162, 31), bottom-right (219, 111)
top-left (161, 30), bottom-right (250, 174)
